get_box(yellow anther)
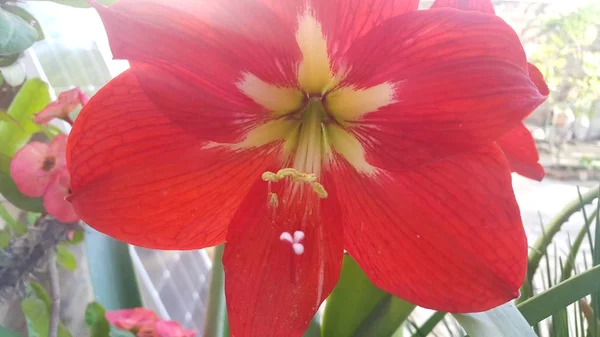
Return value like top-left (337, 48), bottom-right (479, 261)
top-left (269, 192), bottom-right (279, 207)
top-left (262, 168), bottom-right (328, 198)
top-left (311, 182), bottom-right (328, 199)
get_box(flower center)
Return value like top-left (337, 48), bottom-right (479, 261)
top-left (291, 98), bottom-right (330, 177)
top-left (42, 156), bottom-right (56, 172)
top-left (235, 10), bottom-right (396, 177)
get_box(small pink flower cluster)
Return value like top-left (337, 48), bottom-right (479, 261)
top-left (10, 134), bottom-right (78, 222)
top-left (10, 87), bottom-right (87, 222)
top-left (106, 307), bottom-right (196, 337)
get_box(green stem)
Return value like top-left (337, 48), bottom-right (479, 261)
top-left (203, 244), bottom-right (229, 337)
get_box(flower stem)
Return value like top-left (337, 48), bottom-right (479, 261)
top-left (48, 250), bottom-right (60, 337)
top-left (203, 244), bottom-right (229, 337)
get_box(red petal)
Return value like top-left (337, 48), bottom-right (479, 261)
top-left (93, 0), bottom-right (300, 87)
top-left (43, 170), bottom-right (79, 223)
top-left (527, 62), bottom-right (550, 96)
top-left (262, 0), bottom-right (418, 64)
top-left (224, 173), bottom-right (343, 337)
top-left (92, 0), bottom-right (302, 143)
top-left (128, 63), bottom-right (272, 143)
top-left (67, 69), bottom-right (280, 249)
top-left (430, 0), bottom-right (496, 14)
top-left (498, 124), bottom-right (545, 181)
top-left (332, 144), bottom-right (526, 312)
top-left (339, 9), bottom-right (545, 169)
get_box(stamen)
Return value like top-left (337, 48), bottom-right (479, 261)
top-left (269, 192), bottom-right (279, 207)
top-left (262, 168), bottom-right (328, 198)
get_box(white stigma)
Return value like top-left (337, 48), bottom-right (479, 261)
top-left (292, 243), bottom-right (305, 255)
top-left (280, 232), bottom-right (293, 244)
top-left (280, 231), bottom-right (306, 256)
top-left (293, 230), bottom-right (305, 242)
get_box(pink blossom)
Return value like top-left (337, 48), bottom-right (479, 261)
top-left (155, 320), bottom-right (196, 337)
top-left (10, 134), bottom-right (79, 223)
top-left (105, 307), bottom-right (158, 335)
top-left (34, 87), bottom-right (89, 124)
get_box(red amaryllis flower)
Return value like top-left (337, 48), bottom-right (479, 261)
top-left (11, 134), bottom-right (79, 223)
top-left (431, 0), bottom-right (550, 181)
top-left (67, 0), bottom-right (547, 336)
top-left (34, 87), bottom-right (90, 124)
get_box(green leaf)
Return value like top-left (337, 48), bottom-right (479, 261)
top-left (37, 0), bottom-right (117, 8)
top-left (561, 209), bottom-right (598, 281)
top-left (85, 227), bottom-right (142, 310)
top-left (519, 185), bottom-right (600, 303)
top-left (24, 282), bottom-right (72, 337)
top-left (27, 212), bottom-right (40, 225)
top-left (0, 154), bottom-right (45, 213)
top-left (56, 244), bottom-right (77, 271)
top-left (0, 325), bottom-right (23, 337)
top-left (0, 202), bottom-right (27, 234)
top-left (0, 53), bottom-right (19, 67)
top-left (84, 302), bottom-right (106, 326)
top-left (57, 324), bottom-right (72, 337)
top-left (0, 112), bottom-right (22, 129)
top-left (0, 9), bottom-right (37, 55)
top-left (518, 264), bottom-right (600, 325)
top-left (1, 5), bottom-right (44, 41)
top-left (303, 318), bottom-right (321, 337)
top-left (67, 230), bottom-right (85, 245)
top-left (109, 328), bottom-right (135, 337)
top-left (85, 302), bottom-right (110, 337)
top-left (203, 244), bottom-right (229, 337)
top-left (322, 255), bottom-right (415, 337)
top-left (0, 228), bottom-right (10, 248)
top-left (38, 124), bottom-right (64, 139)
top-left (453, 302), bottom-right (536, 337)
top-left (592, 188), bottom-right (600, 336)
top-left (21, 297), bottom-right (49, 337)
top-left (409, 312), bottom-right (446, 337)
top-left (26, 281), bottom-right (51, 310)
top-left (0, 78), bottom-right (51, 156)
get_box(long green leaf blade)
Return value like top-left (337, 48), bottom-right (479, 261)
top-left (85, 228), bottom-right (142, 310)
top-left (322, 255), bottom-right (415, 337)
top-left (518, 264), bottom-right (600, 325)
top-left (562, 208), bottom-right (599, 281)
top-left (409, 312), bottom-right (446, 337)
top-left (520, 186), bottom-right (600, 304)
